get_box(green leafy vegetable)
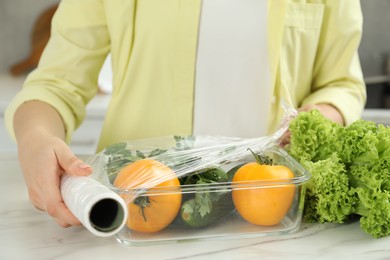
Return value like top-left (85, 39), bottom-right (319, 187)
top-left (349, 156), bottom-right (390, 238)
top-left (338, 120), bottom-right (379, 164)
top-left (301, 153), bottom-right (354, 223)
top-left (287, 109), bottom-right (390, 238)
top-left (288, 110), bottom-right (342, 162)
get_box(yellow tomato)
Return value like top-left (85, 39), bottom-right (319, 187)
top-left (232, 161), bottom-right (296, 226)
top-left (113, 159), bottom-right (181, 233)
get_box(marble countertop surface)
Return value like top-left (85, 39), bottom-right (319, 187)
top-left (1, 153), bottom-right (390, 260)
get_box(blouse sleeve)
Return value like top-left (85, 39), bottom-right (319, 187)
top-left (301, 0), bottom-right (367, 125)
top-left (5, 0), bottom-right (110, 142)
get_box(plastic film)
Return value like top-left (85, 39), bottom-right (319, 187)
top-left (61, 175), bottom-right (128, 237)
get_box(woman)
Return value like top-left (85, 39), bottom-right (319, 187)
top-left (5, 0), bottom-right (366, 227)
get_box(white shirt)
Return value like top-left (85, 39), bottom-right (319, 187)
top-left (193, 0), bottom-right (271, 138)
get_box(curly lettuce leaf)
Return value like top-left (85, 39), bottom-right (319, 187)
top-left (288, 110), bottom-right (342, 163)
top-left (376, 124), bottom-right (390, 158)
top-left (338, 120), bottom-right (379, 164)
top-left (352, 187), bottom-right (390, 238)
top-left (348, 156), bottom-right (390, 238)
top-left (349, 157), bottom-right (390, 191)
top-left (302, 153), bottom-right (355, 223)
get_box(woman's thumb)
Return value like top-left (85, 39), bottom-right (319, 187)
top-left (56, 147), bottom-right (93, 176)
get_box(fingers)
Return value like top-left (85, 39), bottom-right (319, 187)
top-left (37, 160), bottom-right (82, 227)
top-left (22, 142), bottom-right (90, 227)
top-left (45, 194), bottom-right (82, 227)
top-left (27, 174), bottom-right (81, 227)
top-left (45, 145), bottom-right (92, 226)
top-left (55, 144), bottom-right (93, 177)
top-left (43, 166), bottom-right (75, 227)
top-left (279, 131), bottom-right (291, 148)
top-left (298, 104), bottom-right (316, 112)
top-left (28, 189), bottom-right (44, 211)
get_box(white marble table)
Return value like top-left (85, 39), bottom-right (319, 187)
top-left (1, 153), bottom-right (390, 260)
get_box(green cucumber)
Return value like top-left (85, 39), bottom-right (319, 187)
top-left (227, 163), bottom-right (245, 180)
top-left (180, 192), bottom-right (235, 228)
top-left (178, 164), bottom-right (244, 228)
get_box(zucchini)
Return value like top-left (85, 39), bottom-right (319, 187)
top-left (181, 192), bottom-right (234, 228)
top-left (179, 164), bottom-right (244, 228)
top-left (226, 163), bottom-right (245, 180)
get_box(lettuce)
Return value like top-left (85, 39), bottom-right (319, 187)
top-left (349, 157), bottom-right (390, 238)
top-left (302, 153), bottom-right (354, 223)
top-left (288, 110), bottom-right (342, 162)
top-left (287, 110), bottom-right (390, 238)
top-left (338, 120), bottom-right (379, 164)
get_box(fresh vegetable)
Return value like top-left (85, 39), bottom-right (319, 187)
top-left (300, 153), bottom-right (354, 223)
top-left (179, 167), bottom-right (235, 228)
top-left (181, 192), bottom-right (234, 228)
top-left (232, 150), bottom-right (296, 226)
top-left (113, 159), bottom-right (182, 233)
top-left (349, 158), bottom-right (390, 238)
top-left (287, 109), bottom-right (390, 238)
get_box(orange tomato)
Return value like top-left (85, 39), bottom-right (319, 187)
top-left (232, 160), bottom-right (296, 226)
top-left (113, 159), bottom-right (182, 233)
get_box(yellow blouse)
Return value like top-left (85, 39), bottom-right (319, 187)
top-left (5, 0), bottom-right (366, 152)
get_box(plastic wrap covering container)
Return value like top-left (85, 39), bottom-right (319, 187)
top-left (86, 134), bottom-right (310, 245)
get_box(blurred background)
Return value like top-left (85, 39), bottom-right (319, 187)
top-left (0, 0), bottom-right (59, 73)
top-left (359, 1), bottom-right (390, 109)
top-left (1, 0), bottom-right (390, 151)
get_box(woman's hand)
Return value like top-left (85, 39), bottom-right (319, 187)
top-left (13, 101), bottom-right (93, 227)
top-left (17, 131), bottom-right (92, 227)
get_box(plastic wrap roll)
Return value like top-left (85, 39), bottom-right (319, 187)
top-left (61, 175), bottom-right (128, 237)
